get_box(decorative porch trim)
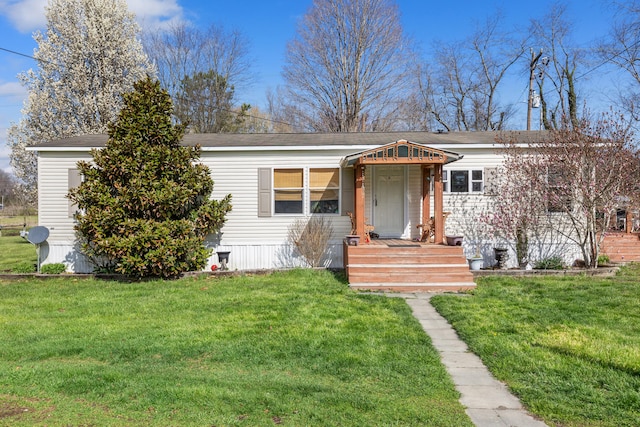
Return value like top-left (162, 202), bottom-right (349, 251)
top-left (341, 139), bottom-right (462, 243)
top-left (340, 139), bottom-right (462, 167)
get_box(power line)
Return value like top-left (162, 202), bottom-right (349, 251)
top-left (0, 47), bottom-right (38, 62)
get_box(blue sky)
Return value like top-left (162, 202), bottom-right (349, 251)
top-left (0, 0), bottom-right (614, 174)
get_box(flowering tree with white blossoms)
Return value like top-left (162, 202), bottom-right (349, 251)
top-left (8, 0), bottom-right (154, 201)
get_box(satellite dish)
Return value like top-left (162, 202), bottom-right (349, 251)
top-left (27, 226), bottom-right (49, 245)
top-left (26, 226), bottom-right (50, 273)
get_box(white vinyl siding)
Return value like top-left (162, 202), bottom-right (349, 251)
top-left (38, 144), bottom-right (529, 271)
top-left (39, 152), bottom-right (92, 243)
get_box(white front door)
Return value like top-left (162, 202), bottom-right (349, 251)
top-left (373, 166), bottom-right (405, 237)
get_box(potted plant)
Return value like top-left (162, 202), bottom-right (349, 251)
top-left (493, 247), bottom-right (508, 269)
top-left (467, 246), bottom-right (484, 270)
top-left (345, 235), bottom-right (360, 246)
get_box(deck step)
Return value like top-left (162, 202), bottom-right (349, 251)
top-left (350, 282), bottom-right (476, 292)
top-left (344, 240), bottom-right (475, 289)
top-left (602, 233), bottom-right (640, 262)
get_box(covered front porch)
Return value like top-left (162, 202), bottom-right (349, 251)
top-left (340, 140), bottom-right (476, 291)
top-left (341, 139), bottom-right (461, 243)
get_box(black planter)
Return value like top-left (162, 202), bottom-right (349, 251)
top-left (217, 251), bottom-right (231, 270)
top-left (494, 247), bottom-right (508, 269)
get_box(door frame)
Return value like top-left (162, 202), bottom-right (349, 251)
top-left (372, 165), bottom-right (408, 238)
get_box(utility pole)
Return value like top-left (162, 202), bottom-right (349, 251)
top-left (527, 49), bottom-right (543, 131)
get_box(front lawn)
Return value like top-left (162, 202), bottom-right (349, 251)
top-left (0, 235), bottom-right (37, 272)
top-left (0, 215), bottom-right (39, 272)
top-left (432, 265), bottom-right (640, 427)
top-left (0, 269), bottom-right (472, 426)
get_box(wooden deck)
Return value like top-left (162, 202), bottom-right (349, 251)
top-left (601, 232), bottom-right (640, 263)
top-left (343, 239), bottom-right (476, 292)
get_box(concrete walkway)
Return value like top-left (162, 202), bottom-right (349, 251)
top-left (388, 293), bottom-right (548, 427)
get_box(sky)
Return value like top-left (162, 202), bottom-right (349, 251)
top-left (0, 0), bottom-right (616, 175)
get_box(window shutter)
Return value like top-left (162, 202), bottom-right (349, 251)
top-left (484, 167), bottom-right (499, 195)
top-left (68, 168), bottom-right (82, 217)
top-left (258, 168), bottom-right (272, 217)
top-left (341, 167), bottom-right (354, 215)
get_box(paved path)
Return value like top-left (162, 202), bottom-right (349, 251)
top-left (388, 293), bottom-right (548, 427)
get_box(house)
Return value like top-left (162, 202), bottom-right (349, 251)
top-left (31, 130), bottom-right (600, 289)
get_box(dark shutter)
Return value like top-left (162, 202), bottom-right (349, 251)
top-left (341, 167), bottom-right (354, 215)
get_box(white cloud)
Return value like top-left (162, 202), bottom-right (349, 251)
top-left (0, 132), bottom-right (12, 174)
top-left (130, 0), bottom-right (186, 31)
top-left (0, 81), bottom-right (27, 100)
top-left (0, 0), bottom-right (184, 33)
top-left (0, 0), bottom-right (48, 33)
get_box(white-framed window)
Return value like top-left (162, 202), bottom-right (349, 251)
top-left (274, 168), bottom-right (304, 214)
top-left (309, 168), bottom-right (340, 214)
top-left (546, 166), bottom-right (572, 213)
top-left (444, 169), bottom-right (484, 193)
top-left (273, 167), bottom-right (340, 215)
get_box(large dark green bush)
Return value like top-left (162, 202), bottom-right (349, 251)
top-left (68, 78), bottom-right (232, 278)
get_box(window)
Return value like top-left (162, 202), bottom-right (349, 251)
top-left (310, 168), bottom-right (339, 214)
top-left (451, 170), bottom-right (469, 192)
top-left (444, 169), bottom-right (484, 193)
top-left (546, 167), bottom-right (571, 213)
top-left (472, 170), bottom-right (483, 192)
top-left (274, 169), bottom-right (303, 214)
top-left (272, 167), bottom-right (341, 215)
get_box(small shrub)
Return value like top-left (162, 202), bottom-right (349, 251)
top-left (288, 216), bottom-right (333, 268)
top-left (13, 261), bottom-right (36, 273)
top-left (40, 263), bottom-right (67, 274)
top-left (597, 254), bottom-right (610, 266)
top-left (534, 256), bottom-right (565, 270)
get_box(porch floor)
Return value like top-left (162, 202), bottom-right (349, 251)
top-left (343, 238), bottom-right (476, 292)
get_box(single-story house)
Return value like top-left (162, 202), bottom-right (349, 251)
top-left (32, 130), bottom-right (632, 290)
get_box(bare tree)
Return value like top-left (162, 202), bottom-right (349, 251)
top-left (144, 22), bottom-right (254, 132)
top-left (411, 14), bottom-right (525, 131)
top-left (281, 0), bottom-right (415, 132)
top-left (0, 170), bottom-right (16, 207)
top-left (530, 3), bottom-right (588, 130)
top-left (598, 1), bottom-right (640, 122)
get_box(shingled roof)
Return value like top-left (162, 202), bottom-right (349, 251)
top-left (33, 130), bottom-right (548, 149)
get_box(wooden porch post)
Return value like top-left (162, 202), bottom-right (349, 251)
top-left (626, 209), bottom-right (633, 234)
top-left (421, 165), bottom-right (431, 226)
top-left (354, 164), bottom-right (366, 240)
top-left (433, 163), bottom-right (444, 244)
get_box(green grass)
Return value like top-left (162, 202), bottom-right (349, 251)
top-left (0, 236), bottom-right (37, 272)
top-left (0, 269), bottom-right (472, 426)
top-left (0, 215), bottom-right (39, 272)
top-left (431, 265), bottom-right (640, 427)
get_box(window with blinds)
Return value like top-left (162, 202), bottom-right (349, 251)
top-left (271, 167), bottom-right (341, 215)
top-left (309, 168), bottom-right (339, 214)
top-left (274, 168), bottom-right (303, 213)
